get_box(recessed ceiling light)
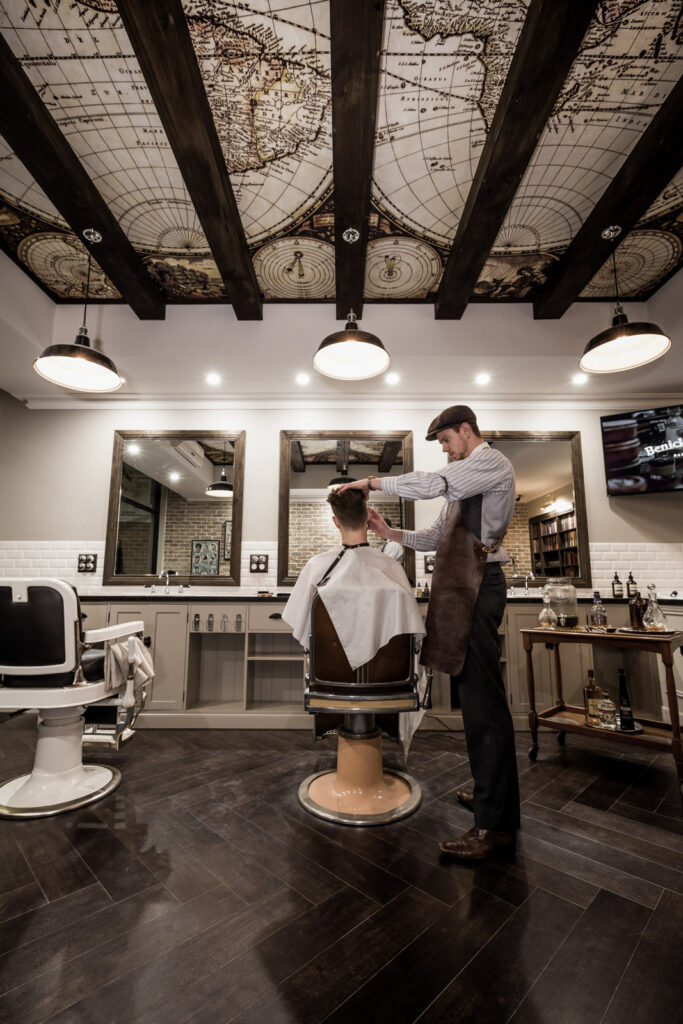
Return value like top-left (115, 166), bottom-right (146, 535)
top-left (295, 372), bottom-right (310, 386)
top-left (386, 372), bottom-right (400, 385)
top-left (169, 472), bottom-right (180, 482)
top-left (572, 372), bottom-right (588, 385)
top-left (205, 372), bottom-right (221, 386)
top-left (475, 372), bottom-right (490, 386)
top-left (127, 443), bottom-right (140, 455)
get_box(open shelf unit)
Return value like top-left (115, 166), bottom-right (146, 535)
top-left (529, 508), bottom-right (578, 578)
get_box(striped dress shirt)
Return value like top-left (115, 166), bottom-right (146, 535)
top-left (380, 442), bottom-right (516, 563)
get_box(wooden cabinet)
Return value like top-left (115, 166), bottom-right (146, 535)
top-left (506, 604), bottom-right (591, 723)
top-left (245, 603), bottom-right (305, 717)
top-left (108, 602), bottom-right (189, 712)
top-left (529, 508), bottom-right (578, 579)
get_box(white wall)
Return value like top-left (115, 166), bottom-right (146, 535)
top-left (1, 387), bottom-right (681, 547)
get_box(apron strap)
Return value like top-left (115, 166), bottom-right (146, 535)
top-left (316, 549), bottom-right (346, 587)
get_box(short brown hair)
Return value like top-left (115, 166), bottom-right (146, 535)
top-left (327, 488), bottom-right (367, 528)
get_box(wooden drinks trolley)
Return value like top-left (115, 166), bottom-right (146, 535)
top-left (521, 627), bottom-right (683, 796)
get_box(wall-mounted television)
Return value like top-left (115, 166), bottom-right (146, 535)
top-left (600, 405), bottom-right (683, 496)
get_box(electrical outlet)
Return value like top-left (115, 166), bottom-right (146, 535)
top-left (78, 553), bottom-right (98, 573)
top-left (250, 554), bottom-right (269, 573)
top-left (424, 555), bottom-right (435, 574)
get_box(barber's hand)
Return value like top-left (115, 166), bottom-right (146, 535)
top-left (336, 478), bottom-right (370, 496)
top-left (367, 507), bottom-right (390, 538)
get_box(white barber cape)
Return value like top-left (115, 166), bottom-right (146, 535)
top-left (283, 545), bottom-right (425, 671)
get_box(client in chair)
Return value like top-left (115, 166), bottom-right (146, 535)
top-left (284, 489), bottom-right (423, 666)
top-left (284, 489), bottom-right (426, 826)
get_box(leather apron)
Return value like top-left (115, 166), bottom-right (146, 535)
top-left (420, 493), bottom-right (489, 676)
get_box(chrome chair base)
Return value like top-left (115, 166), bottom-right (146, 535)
top-left (298, 767), bottom-right (422, 826)
top-left (0, 765), bottom-right (122, 819)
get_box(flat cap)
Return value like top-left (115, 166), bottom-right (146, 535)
top-left (426, 404), bottom-right (478, 441)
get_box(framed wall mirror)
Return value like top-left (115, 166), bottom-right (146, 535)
top-left (103, 430), bottom-right (245, 586)
top-left (278, 430), bottom-right (415, 585)
top-left (483, 431), bottom-right (592, 589)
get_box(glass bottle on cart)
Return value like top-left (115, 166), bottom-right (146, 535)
top-left (642, 584), bottom-right (668, 632)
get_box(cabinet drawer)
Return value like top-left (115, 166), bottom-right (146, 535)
top-left (189, 604), bottom-right (247, 633)
top-left (248, 603), bottom-right (291, 632)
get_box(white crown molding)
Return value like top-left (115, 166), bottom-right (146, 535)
top-left (22, 393), bottom-right (683, 411)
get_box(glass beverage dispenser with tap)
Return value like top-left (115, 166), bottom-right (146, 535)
top-left (542, 578), bottom-right (578, 628)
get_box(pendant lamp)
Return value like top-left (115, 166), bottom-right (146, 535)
top-left (206, 442), bottom-right (233, 496)
top-left (33, 229), bottom-right (122, 392)
top-left (313, 310), bottom-right (390, 380)
top-left (579, 226), bottom-right (671, 374)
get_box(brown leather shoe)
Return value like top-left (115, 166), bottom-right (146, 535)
top-left (439, 827), bottom-right (516, 861)
top-left (455, 789), bottom-right (474, 812)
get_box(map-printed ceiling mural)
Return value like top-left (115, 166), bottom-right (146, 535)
top-left (0, 0), bottom-right (681, 309)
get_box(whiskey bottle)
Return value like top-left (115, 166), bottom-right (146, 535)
top-left (590, 591), bottom-right (607, 627)
top-left (618, 668), bottom-right (636, 732)
top-left (583, 670), bottom-right (601, 727)
top-left (597, 691), bottom-right (618, 731)
top-left (626, 571), bottom-right (638, 598)
top-left (423, 581), bottom-right (430, 598)
top-left (611, 572), bottom-right (624, 599)
top-left (628, 590), bottom-right (647, 630)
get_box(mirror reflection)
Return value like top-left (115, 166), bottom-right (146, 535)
top-left (279, 430), bottom-right (415, 585)
top-left (104, 431), bottom-right (245, 585)
top-left (484, 431), bottom-right (591, 588)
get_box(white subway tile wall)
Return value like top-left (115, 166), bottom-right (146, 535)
top-left (0, 541), bottom-right (681, 596)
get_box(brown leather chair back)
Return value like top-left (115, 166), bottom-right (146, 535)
top-left (311, 597), bottom-right (411, 685)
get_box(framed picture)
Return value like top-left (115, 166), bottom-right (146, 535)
top-left (224, 520), bottom-right (232, 560)
top-left (191, 539), bottom-right (219, 576)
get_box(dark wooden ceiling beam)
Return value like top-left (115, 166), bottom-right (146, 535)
top-left (0, 35), bottom-right (164, 320)
top-left (336, 440), bottom-right (350, 473)
top-left (290, 441), bottom-right (306, 473)
top-left (117, 0), bottom-right (262, 320)
top-left (331, 0), bottom-right (385, 319)
top-left (534, 75), bottom-right (683, 319)
top-left (378, 440), bottom-right (402, 473)
top-left (434, 0), bottom-right (598, 320)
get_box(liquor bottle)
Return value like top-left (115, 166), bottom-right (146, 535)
top-left (628, 590), bottom-right (647, 630)
top-left (642, 583), bottom-right (668, 632)
top-left (583, 670), bottom-right (601, 727)
top-left (597, 691), bottom-right (618, 730)
top-left (611, 572), bottom-right (624, 599)
top-left (416, 582), bottom-right (423, 598)
top-left (618, 668), bottom-right (636, 732)
top-left (590, 591), bottom-right (607, 627)
top-left (626, 571), bottom-right (637, 598)
top-left (423, 581), bottom-right (430, 598)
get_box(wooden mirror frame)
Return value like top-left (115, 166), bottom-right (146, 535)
top-left (278, 429), bottom-right (415, 585)
top-left (103, 429), bottom-right (245, 586)
top-left (482, 430), bottom-right (592, 588)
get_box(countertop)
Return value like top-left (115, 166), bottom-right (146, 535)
top-left (76, 588), bottom-right (682, 605)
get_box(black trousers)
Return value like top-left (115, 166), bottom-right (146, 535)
top-left (450, 564), bottom-right (520, 831)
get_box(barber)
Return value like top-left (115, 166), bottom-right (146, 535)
top-left (338, 405), bottom-right (519, 860)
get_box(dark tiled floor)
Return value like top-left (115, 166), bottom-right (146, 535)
top-left (0, 715), bottom-right (682, 1024)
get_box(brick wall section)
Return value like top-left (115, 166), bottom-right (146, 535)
top-left (118, 521), bottom-right (154, 574)
top-left (289, 498), bottom-right (400, 575)
top-left (163, 491), bottom-right (233, 577)
top-left (502, 502), bottom-right (533, 582)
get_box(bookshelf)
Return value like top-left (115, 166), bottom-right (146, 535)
top-left (529, 508), bottom-right (578, 578)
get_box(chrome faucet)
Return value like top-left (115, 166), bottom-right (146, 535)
top-left (524, 572), bottom-right (536, 595)
top-left (158, 569), bottom-right (176, 594)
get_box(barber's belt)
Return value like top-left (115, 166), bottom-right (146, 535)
top-left (480, 543), bottom-right (501, 553)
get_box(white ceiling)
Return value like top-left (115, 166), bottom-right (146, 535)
top-left (1, 251), bottom-right (681, 408)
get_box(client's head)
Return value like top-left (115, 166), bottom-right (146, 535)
top-left (327, 487), bottom-right (367, 531)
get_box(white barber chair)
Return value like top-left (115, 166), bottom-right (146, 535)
top-left (0, 578), bottom-right (150, 819)
top-left (298, 596), bottom-right (430, 826)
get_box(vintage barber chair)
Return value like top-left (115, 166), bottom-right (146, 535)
top-left (0, 578), bottom-right (150, 818)
top-left (298, 596), bottom-right (429, 826)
